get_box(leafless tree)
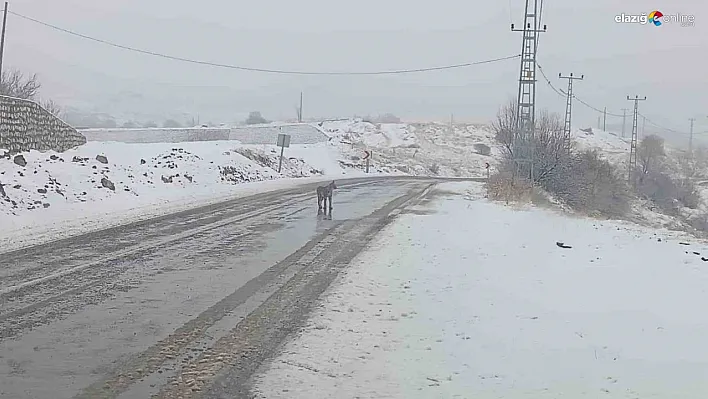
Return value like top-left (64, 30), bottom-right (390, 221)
top-left (638, 134), bottom-right (665, 177)
top-left (676, 145), bottom-right (708, 180)
top-left (245, 111), bottom-right (268, 125)
top-left (492, 98), bottom-right (519, 157)
top-left (41, 99), bottom-right (63, 117)
top-left (0, 69), bottom-right (41, 99)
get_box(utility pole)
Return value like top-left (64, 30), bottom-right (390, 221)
top-left (627, 95), bottom-right (646, 184)
top-left (0, 2), bottom-right (8, 79)
top-left (689, 117), bottom-right (695, 153)
top-left (559, 72), bottom-right (583, 151)
top-left (298, 92), bottom-right (303, 122)
top-left (511, 0), bottom-right (547, 184)
top-left (621, 108), bottom-right (630, 138)
top-left (603, 107), bottom-right (607, 131)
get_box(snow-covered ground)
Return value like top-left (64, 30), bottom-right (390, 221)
top-left (252, 181), bottom-right (708, 398)
top-left (0, 140), bottom-right (374, 251)
top-left (1, 117), bottom-right (503, 252)
top-left (323, 119), bottom-right (499, 177)
top-left (572, 127), bottom-right (630, 165)
top-left (0, 119), bottom-right (696, 251)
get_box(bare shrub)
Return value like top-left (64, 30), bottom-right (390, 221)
top-left (0, 69), bottom-right (41, 99)
top-left (637, 134), bottom-right (665, 180)
top-left (41, 99), bottom-right (63, 117)
top-left (492, 99), bottom-right (570, 186)
top-left (687, 214), bottom-right (708, 232)
top-left (636, 169), bottom-right (700, 214)
top-left (489, 101), bottom-right (630, 217)
top-left (633, 135), bottom-right (700, 213)
top-left (554, 150), bottom-right (632, 217)
top-left (429, 163), bottom-right (440, 175)
top-left (473, 143), bottom-right (491, 156)
top-left (245, 111), bottom-right (268, 125)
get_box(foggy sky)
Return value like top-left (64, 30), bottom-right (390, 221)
top-left (4, 0), bottom-right (707, 140)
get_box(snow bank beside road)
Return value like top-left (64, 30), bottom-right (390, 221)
top-left (253, 181), bottom-right (708, 398)
top-left (0, 141), bottom-right (368, 252)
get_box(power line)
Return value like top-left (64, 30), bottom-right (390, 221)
top-left (8, 10), bottom-right (520, 75)
top-left (538, 61), bottom-right (700, 136)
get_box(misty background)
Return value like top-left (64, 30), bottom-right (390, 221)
top-left (3, 0), bottom-right (707, 145)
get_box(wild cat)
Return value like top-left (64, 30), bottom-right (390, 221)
top-left (317, 181), bottom-right (337, 211)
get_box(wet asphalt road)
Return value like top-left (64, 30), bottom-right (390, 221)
top-left (0, 176), bottom-right (481, 399)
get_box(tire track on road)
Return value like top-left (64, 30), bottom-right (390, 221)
top-left (0, 180), bottom-right (385, 341)
top-left (74, 182), bottom-right (435, 399)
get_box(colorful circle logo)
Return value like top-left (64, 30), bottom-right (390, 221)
top-left (649, 10), bottom-right (663, 26)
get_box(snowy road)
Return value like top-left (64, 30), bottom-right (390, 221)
top-left (0, 176), bottom-right (478, 399)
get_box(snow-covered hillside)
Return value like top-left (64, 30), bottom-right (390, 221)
top-left (322, 118), bottom-right (499, 177)
top-left (572, 127), bottom-right (630, 165)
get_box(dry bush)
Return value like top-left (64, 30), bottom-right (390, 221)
top-left (489, 101), bottom-right (631, 217)
top-left (634, 135), bottom-right (700, 214)
top-left (0, 69), bottom-right (41, 99)
top-left (556, 150), bottom-right (632, 217)
top-left (41, 99), bottom-right (63, 117)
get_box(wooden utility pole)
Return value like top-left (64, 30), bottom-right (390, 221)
top-left (0, 2), bottom-right (8, 79)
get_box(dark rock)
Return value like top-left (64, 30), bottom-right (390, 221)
top-left (679, 242), bottom-right (690, 245)
top-left (101, 177), bottom-right (116, 191)
top-left (0, 182), bottom-right (5, 197)
top-left (96, 154), bottom-right (108, 164)
top-left (140, 159), bottom-right (146, 165)
top-left (556, 242), bottom-right (572, 249)
top-left (13, 155), bottom-right (27, 167)
top-left (43, 203), bottom-right (50, 208)
top-left (12, 184), bottom-right (20, 189)
top-left (92, 165), bottom-right (97, 169)
top-left (50, 155), bottom-right (59, 160)
top-left (161, 175), bottom-right (173, 183)
top-left (37, 188), bottom-right (47, 194)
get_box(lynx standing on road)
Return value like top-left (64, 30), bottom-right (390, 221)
top-left (317, 181), bottom-right (337, 211)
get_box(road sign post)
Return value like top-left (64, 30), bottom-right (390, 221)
top-left (485, 162), bottom-right (490, 180)
top-left (276, 132), bottom-right (291, 173)
top-left (363, 150), bottom-right (371, 173)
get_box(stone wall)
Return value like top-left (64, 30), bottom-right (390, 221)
top-left (0, 95), bottom-right (87, 153)
top-left (81, 123), bottom-right (331, 145)
top-left (81, 127), bottom-right (231, 143)
top-left (229, 123), bottom-right (329, 145)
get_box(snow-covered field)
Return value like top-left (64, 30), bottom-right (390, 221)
top-left (252, 181), bottom-right (708, 398)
